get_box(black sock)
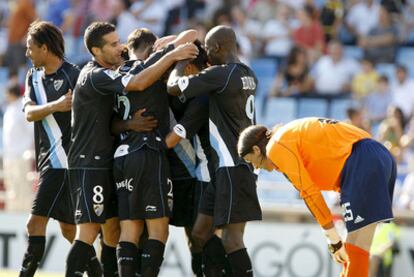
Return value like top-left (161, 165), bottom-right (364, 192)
top-left (102, 243), bottom-right (118, 277)
top-left (202, 235), bottom-right (226, 277)
top-left (19, 236), bottom-right (45, 277)
top-left (191, 252), bottom-right (203, 277)
top-left (117, 241), bottom-right (137, 277)
top-left (66, 240), bottom-right (93, 277)
top-left (141, 239), bottom-right (165, 277)
top-left (85, 247), bottom-right (102, 277)
top-left (136, 248), bottom-right (143, 274)
top-left (227, 248), bottom-right (253, 277)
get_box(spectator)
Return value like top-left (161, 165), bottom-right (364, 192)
top-left (2, 81), bottom-right (34, 212)
top-left (44, 0), bottom-right (71, 28)
top-left (391, 64), bottom-right (414, 120)
top-left (5, 0), bottom-right (36, 76)
top-left (363, 75), bottom-right (392, 125)
top-left (114, 0), bottom-right (138, 43)
top-left (249, 0), bottom-right (280, 24)
top-left (377, 105), bottom-right (405, 160)
top-left (262, 4), bottom-right (294, 60)
top-left (397, 157), bottom-right (414, 210)
top-left (351, 58), bottom-right (379, 99)
top-left (345, 0), bottom-right (380, 38)
top-left (312, 40), bottom-right (360, 95)
top-left (89, 0), bottom-right (118, 22)
top-left (319, 0), bottom-right (344, 42)
top-left (369, 222), bottom-right (400, 277)
top-left (345, 107), bottom-right (371, 132)
top-left (358, 5), bottom-right (398, 64)
top-left (231, 6), bottom-right (261, 58)
top-left (293, 4), bottom-right (325, 63)
top-left (269, 46), bottom-right (313, 97)
top-left (130, 0), bottom-right (168, 37)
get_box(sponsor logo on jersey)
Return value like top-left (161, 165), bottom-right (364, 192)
top-left (104, 69), bottom-right (122, 80)
top-left (53, 79), bottom-right (64, 91)
top-left (178, 76), bottom-right (189, 91)
top-left (354, 215), bottom-right (365, 224)
top-left (116, 178), bottom-right (134, 191)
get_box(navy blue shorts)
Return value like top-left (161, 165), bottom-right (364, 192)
top-left (340, 139), bottom-right (396, 232)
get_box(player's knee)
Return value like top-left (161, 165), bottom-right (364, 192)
top-left (221, 232), bottom-right (244, 253)
top-left (59, 222), bottom-right (75, 242)
top-left (76, 224), bottom-right (101, 245)
top-left (102, 224), bottom-right (120, 246)
top-left (191, 228), bottom-right (209, 248)
top-left (148, 226), bottom-right (169, 243)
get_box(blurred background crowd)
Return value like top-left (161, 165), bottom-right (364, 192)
top-left (1, 0), bottom-right (414, 218)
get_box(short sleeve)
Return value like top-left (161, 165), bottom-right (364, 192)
top-left (90, 68), bottom-right (132, 95)
top-left (180, 65), bottom-right (236, 99)
top-left (23, 70), bottom-right (36, 108)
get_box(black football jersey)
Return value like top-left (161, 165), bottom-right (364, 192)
top-left (23, 61), bottom-right (80, 172)
top-left (176, 63), bottom-right (257, 169)
top-left (68, 61), bottom-right (133, 169)
top-left (169, 95), bottom-right (213, 182)
top-left (114, 45), bottom-right (174, 157)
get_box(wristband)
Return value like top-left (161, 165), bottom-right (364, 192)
top-left (328, 241), bottom-right (343, 254)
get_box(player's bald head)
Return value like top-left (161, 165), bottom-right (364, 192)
top-left (205, 25), bottom-right (237, 64)
top-left (205, 25), bottom-right (237, 51)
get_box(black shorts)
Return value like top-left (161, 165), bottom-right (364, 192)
top-left (170, 178), bottom-right (197, 227)
top-left (32, 169), bottom-right (75, 224)
top-left (113, 147), bottom-right (172, 220)
top-left (68, 168), bottom-right (117, 224)
top-left (194, 181), bottom-right (209, 215)
top-left (200, 165), bottom-right (262, 226)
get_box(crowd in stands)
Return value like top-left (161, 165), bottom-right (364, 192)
top-left (1, 0), bottom-right (414, 213)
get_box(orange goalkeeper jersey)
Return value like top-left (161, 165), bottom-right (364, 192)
top-left (266, 117), bottom-right (371, 226)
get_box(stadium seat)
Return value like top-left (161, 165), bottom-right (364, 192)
top-left (343, 46), bottom-right (363, 60)
top-left (329, 98), bottom-right (355, 120)
top-left (0, 67), bottom-right (8, 83)
top-left (250, 58), bottom-right (277, 78)
top-left (396, 47), bottom-right (414, 78)
top-left (376, 63), bottom-right (396, 84)
top-left (297, 98), bottom-right (328, 118)
top-left (261, 97), bottom-right (296, 126)
top-left (256, 76), bottom-right (274, 98)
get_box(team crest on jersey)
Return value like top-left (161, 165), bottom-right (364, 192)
top-left (93, 204), bottom-right (104, 216)
top-left (54, 79), bottom-right (64, 91)
top-left (104, 69), bottom-right (122, 80)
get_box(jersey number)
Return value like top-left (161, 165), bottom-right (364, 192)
top-left (342, 202), bottom-right (354, 222)
top-left (117, 95), bottom-right (131, 120)
top-left (93, 185), bottom-right (104, 204)
top-left (245, 95), bottom-right (255, 124)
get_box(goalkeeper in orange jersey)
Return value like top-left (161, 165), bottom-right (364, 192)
top-left (237, 117), bottom-right (396, 277)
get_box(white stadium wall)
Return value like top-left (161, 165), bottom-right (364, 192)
top-left (0, 212), bottom-right (413, 276)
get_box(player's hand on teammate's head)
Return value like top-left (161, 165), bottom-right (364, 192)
top-left (153, 35), bottom-right (177, 52)
top-left (171, 43), bottom-right (199, 62)
top-left (129, 108), bottom-right (158, 132)
top-left (54, 89), bottom-right (73, 112)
